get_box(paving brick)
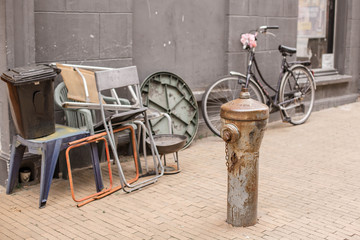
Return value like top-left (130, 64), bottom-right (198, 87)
top-left (349, 234), bottom-right (360, 240)
top-left (1, 102), bottom-right (360, 239)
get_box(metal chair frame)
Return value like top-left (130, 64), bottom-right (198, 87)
top-left (65, 125), bottom-right (142, 207)
top-left (95, 66), bottom-right (164, 193)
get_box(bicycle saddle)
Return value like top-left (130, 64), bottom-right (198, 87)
top-left (278, 45), bottom-right (296, 55)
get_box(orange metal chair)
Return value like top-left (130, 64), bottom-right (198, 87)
top-left (65, 125), bottom-right (142, 207)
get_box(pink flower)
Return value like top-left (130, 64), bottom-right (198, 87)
top-left (241, 33), bottom-right (257, 48)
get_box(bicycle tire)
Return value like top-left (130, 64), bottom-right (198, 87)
top-left (202, 75), bottom-right (265, 137)
top-left (279, 65), bottom-right (315, 125)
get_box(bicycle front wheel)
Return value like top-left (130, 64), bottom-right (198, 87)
top-left (279, 65), bottom-right (315, 125)
top-left (202, 75), bottom-right (265, 137)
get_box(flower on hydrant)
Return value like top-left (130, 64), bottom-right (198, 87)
top-left (241, 33), bottom-right (257, 49)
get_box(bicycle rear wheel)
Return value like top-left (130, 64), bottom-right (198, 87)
top-left (279, 65), bottom-right (315, 125)
top-left (202, 75), bottom-right (265, 137)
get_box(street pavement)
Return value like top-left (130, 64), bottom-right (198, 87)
top-left (0, 101), bottom-right (360, 240)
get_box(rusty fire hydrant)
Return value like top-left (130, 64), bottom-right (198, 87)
top-left (220, 88), bottom-right (269, 227)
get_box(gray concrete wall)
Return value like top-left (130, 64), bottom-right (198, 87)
top-left (5, 0), bottom-right (35, 68)
top-left (313, 0), bottom-right (359, 111)
top-left (347, 0), bottom-right (360, 91)
top-left (0, 0), bottom-right (36, 186)
top-left (132, 0), bottom-right (227, 91)
top-left (0, 0), bottom-right (10, 186)
top-left (34, 0), bottom-right (228, 128)
top-left (34, 0), bottom-right (135, 126)
top-left (227, 0), bottom-right (298, 89)
top-left (31, 0), bottom-right (360, 134)
top-left (33, 0), bottom-right (360, 99)
top-left (34, 0), bottom-right (133, 68)
top-left (227, 0), bottom-right (359, 114)
top-left (0, 0), bottom-right (6, 73)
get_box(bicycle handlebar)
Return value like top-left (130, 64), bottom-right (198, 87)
top-left (258, 25), bottom-right (279, 33)
top-left (241, 26), bottom-right (279, 50)
top-left (266, 26), bottom-right (279, 29)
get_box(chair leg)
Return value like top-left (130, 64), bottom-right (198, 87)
top-left (6, 137), bottom-right (26, 194)
top-left (89, 142), bottom-right (104, 192)
top-left (39, 139), bottom-right (62, 208)
top-left (134, 121), bottom-right (150, 173)
top-left (175, 151), bottom-right (180, 171)
top-left (65, 137), bottom-right (113, 203)
top-left (144, 114), bottom-right (164, 176)
top-left (108, 124), bottom-right (161, 193)
top-left (129, 130), bottom-right (142, 175)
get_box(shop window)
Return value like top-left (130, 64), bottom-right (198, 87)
top-left (296, 0), bottom-right (335, 69)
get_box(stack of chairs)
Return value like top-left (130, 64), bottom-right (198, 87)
top-left (54, 64), bottom-right (165, 206)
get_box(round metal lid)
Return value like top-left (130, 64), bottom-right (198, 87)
top-left (140, 72), bottom-right (199, 149)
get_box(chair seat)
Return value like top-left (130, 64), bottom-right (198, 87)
top-left (93, 107), bottom-right (147, 132)
top-left (6, 125), bottom-right (104, 208)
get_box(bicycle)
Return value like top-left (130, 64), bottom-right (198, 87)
top-left (201, 26), bottom-right (316, 137)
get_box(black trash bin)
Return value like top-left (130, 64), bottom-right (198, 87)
top-left (1, 65), bottom-right (60, 139)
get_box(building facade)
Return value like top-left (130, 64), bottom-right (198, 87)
top-left (0, 0), bottom-right (359, 186)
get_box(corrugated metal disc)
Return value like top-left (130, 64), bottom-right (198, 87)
top-left (140, 72), bottom-right (199, 149)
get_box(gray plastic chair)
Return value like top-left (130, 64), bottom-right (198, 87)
top-left (54, 81), bottom-right (133, 134)
top-left (54, 82), bottom-right (96, 134)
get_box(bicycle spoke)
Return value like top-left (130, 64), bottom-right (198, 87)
top-left (279, 66), bottom-right (315, 125)
top-left (301, 84), bottom-right (312, 96)
top-left (202, 76), bottom-right (265, 136)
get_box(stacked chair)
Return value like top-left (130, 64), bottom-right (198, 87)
top-left (54, 64), bottom-right (165, 206)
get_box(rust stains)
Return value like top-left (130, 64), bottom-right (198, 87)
top-left (227, 151), bottom-right (247, 175)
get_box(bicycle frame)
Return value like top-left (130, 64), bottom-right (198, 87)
top-left (201, 25), bottom-right (315, 136)
top-left (243, 48), bottom-right (291, 112)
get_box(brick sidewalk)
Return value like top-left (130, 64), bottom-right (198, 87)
top-left (1, 102), bottom-right (360, 239)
